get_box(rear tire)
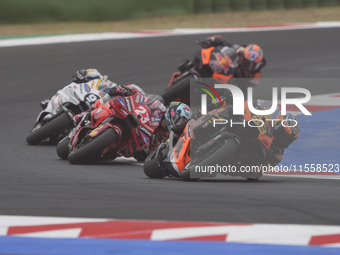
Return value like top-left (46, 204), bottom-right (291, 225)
top-left (182, 138), bottom-right (240, 181)
top-left (161, 75), bottom-right (191, 105)
top-left (180, 169), bottom-right (200, 182)
top-left (143, 150), bottom-right (166, 179)
top-left (56, 136), bottom-right (70, 160)
top-left (68, 128), bottom-right (118, 164)
top-left (26, 112), bottom-right (73, 145)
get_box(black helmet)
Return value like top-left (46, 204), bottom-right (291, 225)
top-left (165, 102), bottom-right (192, 135)
top-left (273, 113), bottom-right (300, 148)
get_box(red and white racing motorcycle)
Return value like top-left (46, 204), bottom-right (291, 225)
top-left (57, 91), bottom-right (165, 164)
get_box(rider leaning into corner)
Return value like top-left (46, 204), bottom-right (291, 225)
top-left (199, 35), bottom-right (266, 86)
top-left (40, 68), bottom-right (117, 110)
top-left (72, 69), bottom-right (169, 162)
top-left (165, 100), bottom-right (300, 170)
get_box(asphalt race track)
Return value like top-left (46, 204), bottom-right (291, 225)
top-left (1, 28), bottom-right (340, 225)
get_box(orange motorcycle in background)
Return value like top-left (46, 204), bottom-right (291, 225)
top-left (161, 45), bottom-right (239, 106)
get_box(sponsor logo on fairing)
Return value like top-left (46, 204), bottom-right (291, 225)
top-left (125, 97), bottom-right (132, 112)
top-left (89, 125), bottom-right (105, 137)
top-left (120, 109), bottom-right (128, 116)
top-left (151, 116), bottom-right (162, 122)
top-left (140, 93), bottom-right (145, 104)
top-left (140, 125), bottom-right (152, 137)
top-left (84, 84), bottom-right (91, 93)
top-left (118, 97), bottom-right (125, 107)
top-left (141, 133), bottom-right (149, 145)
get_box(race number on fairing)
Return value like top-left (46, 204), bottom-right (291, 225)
top-left (134, 106), bottom-right (150, 124)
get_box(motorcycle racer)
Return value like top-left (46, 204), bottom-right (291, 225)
top-left (164, 101), bottom-right (300, 171)
top-left (40, 68), bottom-right (117, 109)
top-left (162, 36), bottom-right (264, 106)
top-left (199, 35), bottom-right (266, 85)
top-left (165, 102), bottom-right (193, 135)
top-left (266, 113), bottom-right (300, 166)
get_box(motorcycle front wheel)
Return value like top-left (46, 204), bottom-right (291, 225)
top-left (143, 150), bottom-right (166, 179)
top-left (56, 136), bottom-right (70, 160)
top-left (68, 128), bottom-right (118, 164)
top-left (26, 112), bottom-right (73, 145)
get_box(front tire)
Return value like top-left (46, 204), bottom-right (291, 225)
top-left (68, 128), bottom-right (118, 164)
top-left (143, 150), bottom-right (166, 179)
top-left (26, 112), bottom-right (73, 145)
top-left (56, 136), bottom-right (70, 160)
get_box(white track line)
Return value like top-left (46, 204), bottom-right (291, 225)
top-left (1, 22), bottom-right (340, 48)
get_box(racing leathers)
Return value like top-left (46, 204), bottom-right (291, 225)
top-left (192, 99), bottom-right (298, 172)
top-left (40, 68), bottom-right (117, 110)
top-left (199, 35), bottom-right (266, 85)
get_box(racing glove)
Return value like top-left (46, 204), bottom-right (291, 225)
top-left (72, 107), bottom-right (94, 126)
top-left (72, 69), bottom-right (88, 83)
top-left (73, 111), bottom-right (86, 126)
top-left (108, 85), bottom-right (133, 97)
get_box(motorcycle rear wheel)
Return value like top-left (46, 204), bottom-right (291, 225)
top-left (143, 150), bottom-right (166, 179)
top-left (181, 137), bottom-right (240, 181)
top-left (26, 112), bottom-right (73, 145)
top-left (161, 75), bottom-right (191, 106)
top-left (68, 128), bottom-right (118, 164)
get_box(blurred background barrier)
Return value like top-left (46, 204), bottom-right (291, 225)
top-left (0, 0), bottom-right (339, 24)
top-left (0, 0), bottom-right (193, 24)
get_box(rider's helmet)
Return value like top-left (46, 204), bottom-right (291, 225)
top-left (240, 44), bottom-right (264, 72)
top-left (86, 69), bottom-right (103, 81)
top-left (165, 102), bottom-right (192, 135)
top-left (273, 113), bottom-right (300, 148)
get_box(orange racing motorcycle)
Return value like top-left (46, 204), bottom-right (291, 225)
top-left (143, 101), bottom-right (298, 181)
top-left (161, 45), bottom-right (239, 105)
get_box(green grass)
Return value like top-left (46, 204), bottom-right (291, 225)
top-left (0, 7), bottom-right (339, 38)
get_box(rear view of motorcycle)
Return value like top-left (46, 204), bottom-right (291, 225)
top-left (161, 44), bottom-right (238, 106)
top-left (26, 80), bottom-right (103, 145)
top-left (144, 108), bottom-right (242, 181)
top-left (144, 94), bottom-right (299, 181)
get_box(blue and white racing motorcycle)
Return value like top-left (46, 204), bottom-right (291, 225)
top-left (26, 79), bottom-right (112, 145)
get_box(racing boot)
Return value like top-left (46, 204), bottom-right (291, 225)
top-left (40, 99), bottom-right (50, 109)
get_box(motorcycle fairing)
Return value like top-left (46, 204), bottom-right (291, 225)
top-left (35, 80), bottom-right (102, 123)
top-left (201, 47), bottom-right (215, 65)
